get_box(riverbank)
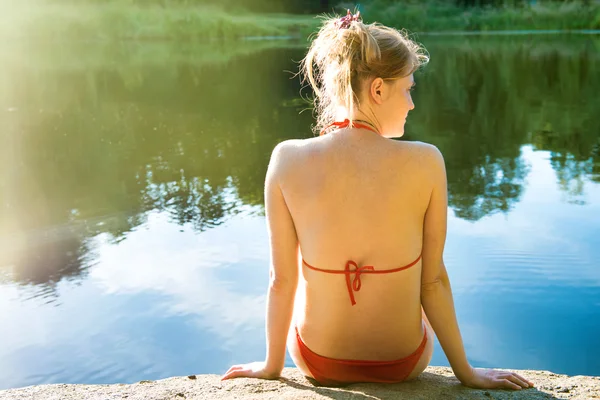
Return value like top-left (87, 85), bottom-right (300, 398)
top-left (363, 0), bottom-right (600, 32)
top-left (1, 1), bottom-right (319, 41)
top-left (2, 1), bottom-right (599, 42)
top-left (1, 367), bottom-right (599, 399)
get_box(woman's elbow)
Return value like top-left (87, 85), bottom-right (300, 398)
top-left (421, 269), bottom-right (450, 296)
top-left (269, 270), bottom-right (298, 292)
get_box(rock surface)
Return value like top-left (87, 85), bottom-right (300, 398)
top-left (1, 367), bottom-right (599, 400)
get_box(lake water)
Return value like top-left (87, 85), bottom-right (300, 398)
top-left (0, 34), bottom-right (599, 390)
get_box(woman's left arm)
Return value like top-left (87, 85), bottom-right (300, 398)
top-left (222, 142), bottom-right (299, 380)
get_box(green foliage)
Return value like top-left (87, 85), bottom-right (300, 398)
top-left (3, 0), bottom-right (598, 42)
top-left (2, 1), bottom-right (321, 41)
top-left (361, 0), bottom-right (600, 32)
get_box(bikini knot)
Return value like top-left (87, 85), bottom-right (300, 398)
top-left (345, 260), bottom-right (375, 306)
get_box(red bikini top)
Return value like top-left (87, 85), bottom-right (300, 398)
top-left (320, 119), bottom-right (380, 136)
top-left (311, 119), bottom-right (415, 306)
top-left (302, 255), bottom-right (422, 306)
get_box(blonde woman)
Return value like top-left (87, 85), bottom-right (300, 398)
top-left (222, 11), bottom-right (534, 390)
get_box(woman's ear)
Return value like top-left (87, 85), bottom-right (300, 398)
top-left (370, 77), bottom-right (385, 105)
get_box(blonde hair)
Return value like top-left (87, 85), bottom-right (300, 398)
top-left (300, 13), bottom-right (429, 135)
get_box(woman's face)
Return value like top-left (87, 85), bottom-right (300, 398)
top-left (379, 74), bottom-right (415, 138)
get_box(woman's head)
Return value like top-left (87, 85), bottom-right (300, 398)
top-left (301, 10), bottom-right (429, 138)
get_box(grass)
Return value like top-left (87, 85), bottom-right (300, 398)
top-left (1, 0), bottom-right (598, 42)
top-left (361, 0), bottom-right (600, 32)
top-left (0, 1), bottom-right (320, 41)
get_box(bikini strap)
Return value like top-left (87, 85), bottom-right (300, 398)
top-left (320, 119), bottom-right (380, 136)
top-left (302, 255), bottom-right (422, 306)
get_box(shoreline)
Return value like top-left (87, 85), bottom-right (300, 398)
top-left (3, 2), bottom-right (599, 42)
top-left (1, 367), bottom-right (599, 399)
top-left (4, 29), bottom-right (599, 48)
top-left (416, 29), bottom-right (600, 36)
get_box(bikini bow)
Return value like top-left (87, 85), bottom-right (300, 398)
top-left (345, 260), bottom-right (375, 306)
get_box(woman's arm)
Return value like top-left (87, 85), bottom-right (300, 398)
top-left (419, 144), bottom-right (470, 379)
top-left (420, 144), bottom-right (533, 390)
top-left (222, 142), bottom-right (299, 380)
top-left (263, 142), bottom-right (299, 374)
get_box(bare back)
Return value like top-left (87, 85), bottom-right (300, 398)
top-left (276, 128), bottom-right (436, 361)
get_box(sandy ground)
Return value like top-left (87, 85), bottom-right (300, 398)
top-left (1, 367), bottom-right (599, 400)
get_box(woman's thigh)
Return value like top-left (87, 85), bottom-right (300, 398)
top-left (405, 309), bottom-right (435, 381)
top-left (286, 323), bottom-right (315, 379)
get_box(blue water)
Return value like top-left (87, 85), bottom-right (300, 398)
top-left (0, 35), bottom-right (599, 389)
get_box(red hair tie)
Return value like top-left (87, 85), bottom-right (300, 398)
top-left (336, 9), bottom-right (361, 29)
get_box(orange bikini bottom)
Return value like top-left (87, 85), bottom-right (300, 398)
top-left (295, 324), bottom-right (428, 386)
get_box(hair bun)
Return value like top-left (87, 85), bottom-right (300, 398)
top-left (301, 13), bottom-right (429, 135)
top-left (336, 9), bottom-right (362, 29)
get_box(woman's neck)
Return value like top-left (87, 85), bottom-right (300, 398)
top-left (336, 109), bottom-right (378, 128)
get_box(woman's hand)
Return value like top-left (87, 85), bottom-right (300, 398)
top-left (220, 361), bottom-right (281, 381)
top-left (461, 367), bottom-right (534, 390)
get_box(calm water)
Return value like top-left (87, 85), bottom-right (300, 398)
top-left (1, 35), bottom-right (599, 390)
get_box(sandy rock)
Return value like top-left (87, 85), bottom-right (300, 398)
top-left (1, 367), bottom-right (599, 400)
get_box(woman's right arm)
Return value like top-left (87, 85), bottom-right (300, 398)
top-left (419, 144), bottom-right (534, 390)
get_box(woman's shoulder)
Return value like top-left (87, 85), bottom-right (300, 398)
top-left (272, 137), bottom-right (316, 152)
top-left (277, 135), bottom-right (328, 148)
top-left (390, 140), bottom-right (444, 164)
top-left (388, 141), bottom-right (446, 188)
top-left (267, 138), bottom-right (318, 175)
top-left (270, 137), bottom-right (324, 161)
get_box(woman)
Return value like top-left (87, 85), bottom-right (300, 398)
top-left (221, 11), bottom-right (534, 390)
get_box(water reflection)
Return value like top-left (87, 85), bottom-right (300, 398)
top-left (0, 41), bottom-right (313, 291)
top-left (89, 212), bottom-right (268, 339)
top-left (0, 214), bottom-right (271, 388)
top-left (0, 35), bottom-right (599, 388)
top-left (1, 37), bottom-right (598, 289)
top-left (407, 35), bottom-right (600, 218)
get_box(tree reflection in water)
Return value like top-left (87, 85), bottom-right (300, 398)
top-left (0, 35), bottom-right (598, 289)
